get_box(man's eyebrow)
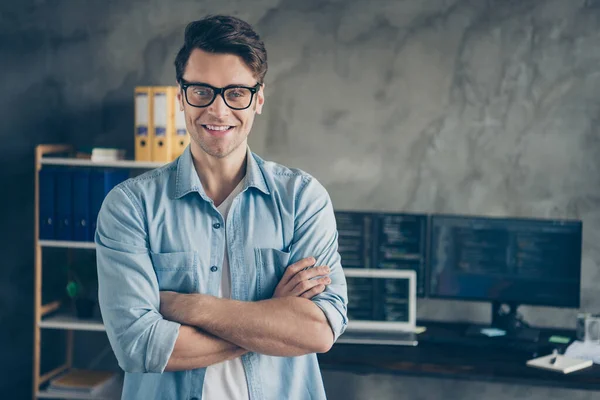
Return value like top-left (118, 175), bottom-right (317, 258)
top-left (180, 79), bottom-right (210, 85)
top-left (180, 79), bottom-right (255, 87)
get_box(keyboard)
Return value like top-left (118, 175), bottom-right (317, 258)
top-left (338, 330), bottom-right (418, 346)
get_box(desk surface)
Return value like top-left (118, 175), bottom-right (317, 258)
top-left (318, 321), bottom-right (600, 391)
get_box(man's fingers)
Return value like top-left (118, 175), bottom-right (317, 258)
top-left (300, 284), bottom-right (326, 299)
top-left (288, 265), bottom-right (330, 289)
top-left (292, 276), bottom-right (331, 297)
top-left (281, 257), bottom-right (316, 285)
top-left (274, 258), bottom-right (330, 299)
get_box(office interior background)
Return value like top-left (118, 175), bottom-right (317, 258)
top-left (2, 0), bottom-right (600, 398)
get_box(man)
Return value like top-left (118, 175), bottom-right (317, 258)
top-left (96, 15), bottom-right (348, 400)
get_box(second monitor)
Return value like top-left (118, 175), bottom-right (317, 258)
top-left (428, 214), bottom-right (582, 341)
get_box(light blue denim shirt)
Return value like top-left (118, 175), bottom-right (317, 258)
top-left (95, 146), bottom-right (348, 400)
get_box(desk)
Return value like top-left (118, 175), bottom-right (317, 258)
top-left (318, 321), bottom-right (600, 391)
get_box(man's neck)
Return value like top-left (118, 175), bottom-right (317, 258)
top-left (191, 143), bottom-right (247, 207)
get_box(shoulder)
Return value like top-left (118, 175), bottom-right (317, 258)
top-left (119, 161), bottom-right (177, 194)
top-left (254, 153), bottom-right (330, 205)
top-left (104, 161), bottom-right (177, 213)
top-left (117, 160), bottom-right (177, 199)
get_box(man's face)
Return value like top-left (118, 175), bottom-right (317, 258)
top-left (179, 49), bottom-right (265, 160)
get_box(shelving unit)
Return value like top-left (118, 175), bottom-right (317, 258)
top-left (39, 240), bottom-right (96, 250)
top-left (41, 157), bottom-right (163, 170)
top-left (40, 314), bottom-right (105, 332)
top-left (33, 145), bottom-right (164, 399)
top-left (36, 375), bottom-right (123, 399)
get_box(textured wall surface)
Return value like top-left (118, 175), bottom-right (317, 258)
top-left (2, 0), bottom-right (600, 398)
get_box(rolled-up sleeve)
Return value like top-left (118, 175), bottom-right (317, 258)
top-left (290, 177), bottom-right (348, 342)
top-left (95, 185), bottom-right (180, 373)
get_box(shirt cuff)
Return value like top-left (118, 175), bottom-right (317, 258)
top-left (146, 318), bottom-right (181, 373)
top-left (312, 297), bottom-right (348, 342)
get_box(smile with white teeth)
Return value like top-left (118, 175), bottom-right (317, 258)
top-left (204, 124), bottom-right (232, 131)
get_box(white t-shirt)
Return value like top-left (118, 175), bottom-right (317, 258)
top-left (202, 178), bottom-right (249, 400)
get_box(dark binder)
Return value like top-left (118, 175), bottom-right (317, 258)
top-left (73, 169), bottom-right (91, 241)
top-left (39, 167), bottom-right (57, 240)
top-left (55, 168), bottom-right (74, 240)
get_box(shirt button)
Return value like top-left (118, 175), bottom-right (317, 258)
top-left (213, 222), bottom-right (221, 229)
top-left (210, 266), bottom-right (218, 272)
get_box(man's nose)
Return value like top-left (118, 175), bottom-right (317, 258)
top-left (207, 94), bottom-right (230, 119)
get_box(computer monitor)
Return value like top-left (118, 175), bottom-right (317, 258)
top-left (427, 214), bottom-right (582, 340)
top-left (334, 211), bottom-right (428, 296)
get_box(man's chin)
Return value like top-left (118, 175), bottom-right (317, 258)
top-left (199, 143), bottom-right (237, 159)
top-left (191, 134), bottom-right (248, 160)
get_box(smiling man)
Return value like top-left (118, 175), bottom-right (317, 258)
top-left (95, 15), bottom-right (348, 400)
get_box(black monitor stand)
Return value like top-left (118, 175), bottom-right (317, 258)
top-left (466, 302), bottom-right (540, 343)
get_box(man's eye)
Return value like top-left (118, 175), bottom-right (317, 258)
top-left (227, 89), bottom-right (248, 98)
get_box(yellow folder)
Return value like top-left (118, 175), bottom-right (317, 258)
top-left (134, 87), bottom-right (153, 161)
top-left (171, 86), bottom-right (190, 160)
top-left (151, 86), bottom-right (175, 163)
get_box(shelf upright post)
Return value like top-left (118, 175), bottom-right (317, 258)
top-left (33, 144), bottom-right (72, 400)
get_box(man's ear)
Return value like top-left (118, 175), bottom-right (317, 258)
top-left (255, 84), bottom-right (265, 115)
top-left (177, 88), bottom-right (184, 111)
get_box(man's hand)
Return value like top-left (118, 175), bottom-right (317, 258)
top-left (273, 257), bottom-right (331, 299)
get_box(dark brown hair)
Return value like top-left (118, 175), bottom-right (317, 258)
top-left (174, 15), bottom-right (268, 84)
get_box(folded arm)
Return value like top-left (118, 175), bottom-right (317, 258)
top-left (161, 291), bottom-right (332, 356)
top-left (96, 186), bottom-right (248, 373)
top-left (165, 326), bottom-right (247, 371)
top-left (160, 177), bottom-right (348, 357)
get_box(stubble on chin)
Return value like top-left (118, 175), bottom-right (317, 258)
top-left (193, 132), bottom-right (247, 159)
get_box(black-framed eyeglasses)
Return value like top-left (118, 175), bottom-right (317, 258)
top-left (179, 80), bottom-right (262, 110)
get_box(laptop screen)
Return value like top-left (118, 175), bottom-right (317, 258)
top-left (344, 269), bottom-right (416, 332)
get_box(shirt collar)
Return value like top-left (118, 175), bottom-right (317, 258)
top-left (173, 145), bottom-right (270, 200)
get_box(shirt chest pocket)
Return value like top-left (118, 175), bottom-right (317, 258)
top-left (254, 248), bottom-right (291, 300)
top-left (150, 251), bottom-right (199, 293)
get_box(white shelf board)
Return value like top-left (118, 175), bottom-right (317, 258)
top-left (41, 157), bottom-right (164, 169)
top-left (39, 240), bottom-right (96, 249)
top-left (344, 268), bottom-right (416, 279)
top-left (39, 314), bottom-right (105, 332)
top-left (37, 374), bottom-right (122, 399)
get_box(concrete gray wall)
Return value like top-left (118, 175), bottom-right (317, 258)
top-left (2, 0), bottom-right (600, 398)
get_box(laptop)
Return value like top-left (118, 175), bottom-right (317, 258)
top-left (337, 269), bottom-right (419, 346)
